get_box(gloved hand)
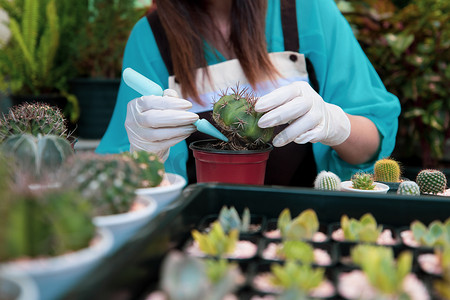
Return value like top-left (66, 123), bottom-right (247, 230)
top-left (125, 89), bottom-right (199, 161)
top-left (255, 81), bottom-right (351, 147)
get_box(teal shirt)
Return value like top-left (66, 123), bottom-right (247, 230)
top-left (96, 0), bottom-right (401, 182)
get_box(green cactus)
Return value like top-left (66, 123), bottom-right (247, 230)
top-left (397, 181), bottom-right (420, 196)
top-left (269, 260), bottom-right (326, 294)
top-left (416, 169), bottom-right (447, 195)
top-left (160, 251), bottom-right (241, 300)
top-left (61, 152), bottom-right (141, 216)
top-left (0, 188), bottom-right (95, 261)
top-left (1, 133), bottom-right (74, 180)
top-left (218, 206), bottom-right (251, 234)
top-left (351, 172), bottom-right (375, 190)
top-left (0, 102), bottom-right (69, 143)
top-left (350, 245), bottom-right (413, 297)
top-left (277, 208), bottom-right (320, 241)
top-left (340, 213), bottom-right (382, 243)
top-left (314, 170), bottom-right (341, 190)
top-left (121, 150), bottom-right (165, 188)
top-left (191, 221), bottom-right (239, 258)
top-left (373, 158), bottom-right (401, 182)
top-left (212, 86), bottom-right (274, 150)
top-left (410, 218), bottom-right (450, 248)
top-left (277, 240), bottom-right (315, 265)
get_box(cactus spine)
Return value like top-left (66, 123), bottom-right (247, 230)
top-left (0, 189), bottom-right (95, 261)
top-left (351, 172), bottom-right (375, 190)
top-left (397, 181), bottom-right (420, 196)
top-left (374, 158), bottom-right (401, 182)
top-left (1, 133), bottom-right (74, 180)
top-left (314, 171), bottom-right (341, 190)
top-left (416, 169), bottom-right (447, 195)
top-left (62, 153), bottom-right (141, 216)
top-left (212, 86), bottom-right (274, 150)
top-left (0, 102), bottom-right (69, 143)
top-left (121, 151), bottom-right (165, 188)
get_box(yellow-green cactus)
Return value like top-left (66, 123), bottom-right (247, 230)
top-left (374, 158), bottom-right (401, 182)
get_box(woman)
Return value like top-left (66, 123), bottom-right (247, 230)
top-left (96, 0), bottom-right (401, 187)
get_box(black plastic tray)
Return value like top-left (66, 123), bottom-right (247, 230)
top-left (63, 183), bottom-right (450, 299)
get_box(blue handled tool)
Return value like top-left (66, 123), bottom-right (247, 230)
top-left (123, 68), bottom-right (228, 142)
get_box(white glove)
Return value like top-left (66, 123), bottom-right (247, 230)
top-left (125, 89), bottom-right (199, 161)
top-left (255, 81), bottom-right (351, 147)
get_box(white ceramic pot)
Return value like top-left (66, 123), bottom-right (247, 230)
top-left (0, 272), bottom-right (39, 300)
top-left (0, 228), bottom-right (113, 300)
top-left (341, 181), bottom-right (390, 194)
top-left (135, 173), bottom-right (186, 206)
top-left (93, 196), bottom-right (157, 252)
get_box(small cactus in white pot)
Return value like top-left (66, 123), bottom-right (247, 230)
top-left (314, 171), bottom-right (341, 191)
top-left (416, 169), bottom-right (447, 195)
top-left (397, 181), bottom-right (420, 196)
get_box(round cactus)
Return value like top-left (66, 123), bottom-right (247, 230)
top-left (61, 153), bottom-right (141, 216)
top-left (314, 171), bottom-right (341, 191)
top-left (121, 151), bottom-right (165, 188)
top-left (374, 158), bottom-right (401, 182)
top-left (0, 189), bottom-right (95, 261)
top-left (212, 86), bottom-right (274, 150)
top-left (397, 181), bottom-right (420, 196)
top-left (0, 102), bottom-right (68, 143)
top-left (1, 133), bottom-right (74, 180)
top-left (351, 172), bottom-right (375, 190)
top-left (416, 169), bottom-right (447, 195)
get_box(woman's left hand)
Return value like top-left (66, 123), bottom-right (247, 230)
top-left (255, 81), bottom-right (351, 147)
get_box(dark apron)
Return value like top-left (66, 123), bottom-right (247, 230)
top-left (146, 0), bottom-right (318, 187)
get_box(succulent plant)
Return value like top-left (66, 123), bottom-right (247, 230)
top-left (314, 170), bottom-right (341, 191)
top-left (0, 188), bottom-right (95, 261)
top-left (351, 172), bottom-right (375, 190)
top-left (269, 260), bottom-right (326, 294)
top-left (373, 158), bottom-right (401, 182)
top-left (416, 169), bottom-right (447, 195)
top-left (121, 150), bottom-right (165, 188)
top-left (0, 102), bottom-right (69, 143)
top-left (340, 213), bottom-right (382, 243)
top-left (159, 251), bottom-right (241, 300)
top-left (350, 244), bottom-right (413, 297)
top-left (277, 240), bottom-right (315, 265)
top-left (1, 133), bottom-right (74, 181)
top-left (60, 152), bottom-right (141, 216)
top-left (397, 181), bottom-right (420, 196)
top-left (212, 86), bottom-right (274, 150)
top-left (277, 208), bottom-right (320, 241)
top-left (410, 218), bottom-right (450, 248)
top-left (191, 221), bottom-right (238, 258)
top-left (218, 206), bottom-right (251, 234)
top-left (433, 246), bottom-right (450, 299)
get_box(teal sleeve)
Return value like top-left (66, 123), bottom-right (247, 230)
top-left (95, 17), bottom-right (189, 180)
top-left (296, 0), bottom-right (401, 180)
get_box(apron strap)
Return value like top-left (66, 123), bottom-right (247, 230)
top-left (280, 0), bottom-right (320, 93)
top-left (146, 12), bottom-right (174, 76)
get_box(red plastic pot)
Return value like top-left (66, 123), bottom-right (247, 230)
top-left (189, 140), bottom-right (273, 185)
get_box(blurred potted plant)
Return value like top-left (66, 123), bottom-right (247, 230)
top-left (69, 0), bottom-right (147, 139)
top-left (336, 0), bottom-right (450, 169)
top-left (0, 171), bottom-right (112, 300)
top-left (0, 0), bottom-right (88, 125)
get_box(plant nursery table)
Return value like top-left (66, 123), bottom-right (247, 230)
top-left (63, 183), bottom-right (450, 300)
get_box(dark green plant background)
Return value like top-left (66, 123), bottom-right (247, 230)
top-left (336, 0), bottom-right (450, 168)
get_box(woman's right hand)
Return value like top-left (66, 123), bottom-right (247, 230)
top-left (125, 89), bottom-right (199, 161)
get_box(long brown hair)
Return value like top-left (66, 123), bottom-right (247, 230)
top-left (154, 0), bottom-right (279, 103)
